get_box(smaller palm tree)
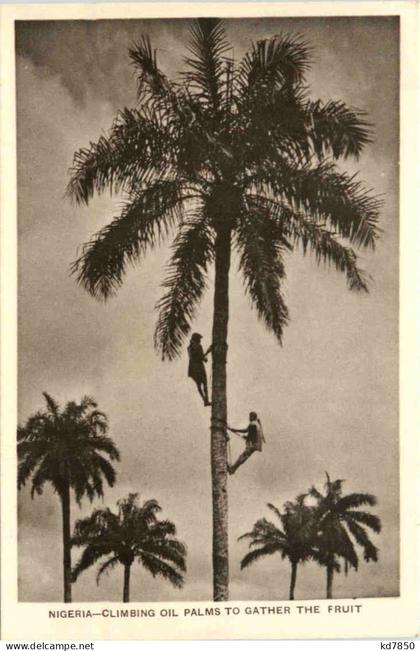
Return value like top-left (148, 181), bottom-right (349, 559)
top-left (309, 473), bottom-right (382, 599)
top-left (239, 498), bottom-right (317, 600)
top-left (72, 493), bottom-right (187, 602)
top-left (18, 392), bottom-right (120, 602)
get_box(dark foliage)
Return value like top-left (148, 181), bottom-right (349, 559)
top-left (68, 19), bottom-right (381, 359)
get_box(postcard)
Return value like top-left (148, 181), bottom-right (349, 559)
top-left (1, 0), bottom-right (418, 640)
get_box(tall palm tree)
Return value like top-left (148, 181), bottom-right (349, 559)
top-left (18, 392), bottom-right (120, 602)
top-left (67, 19), bottom-right (381, 600)
top-left (71, 493), bottom-right (186, 602)
top-left (309, 473), bottom-right (381, 598)
top-left (239, 498), bottom-right (318, 600)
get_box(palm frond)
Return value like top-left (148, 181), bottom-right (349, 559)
top-left (29, 455), bottom-right (54, 497)
top-left (266, 503), bottom-right (283, 523)
top-left (184, 18), bottom-right (230, 110)
top-left (308, 485), bottom-right (323, 502)
top-left (306, 100), bottom-right (373, 161)
top-left (77, 395), bottom-right (98, 412)
top-left (72, 507), bottom-right (118, 544)
top-left (18, 413), bottom-right (53, 442)
top-left (141, 536), bottom-right (187, 573)
top-left (240, 544), bottom-right (280, 570)
top-left (345, 519), bottom-right (379, 562)
top-left (67, 108), bottom-right (170, 205)
top-left (154, 212), bottom-right (214, 360)
top-left (148, 519), bottom-right (177, 538)
top-left (17, 451), bottom-right (45, 490)
top-left (238, 518), bottom-right (286, 550)
top-left (137, 498), bottom-right (162, 522)
top-left (86, 410), bottom-right (108, 434)
top-left (238, 33), bottom-right (312, 91)
top-left (297, 221), bottom-right (369, 291)
top-left (87, 435), bottom-right (120, 462)
top-left (91, 454), bottom-right (118, 492)
top-left (336, 524), bottom-right (359, 570)
top-left (235, 201), bottom-right (289, 343)
top-left (129, 36), bottom-right (174, 103)
top-left (71, 180), bottom-right (186, 300)
top-left (42, 392), bottom-right (60, 418)
top-left (253, 158), bottom-right (381, 249)
top-left (337, 493), bottom-right (377, 511)
top-left (344, 510), bottom-right (382, 534)
top-left (117, 493), bottom-right (145, 525)
top-left (71, 457), bottom-right (102, 505)
top-left (72, 544), bottom-right (106, 582)
top-left (139, 551), bottom-right (185, 588)
top-left (257, 196), bottom-right (370, 291)
top-left (96, 555), bottom-right (120, 585)
top-left (328, 478), bottom-right (344, 495)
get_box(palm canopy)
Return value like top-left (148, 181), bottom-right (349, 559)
top-left (67, 18), bottom-right (381, 360)
top-left (309, 473), bottom-right (381, 572)
top-left (18, 392), bottom-right (120, 502)
top-left (239, 498), bottom-right (319, 568)
top-left (71, 493), bottom-right (186, 588)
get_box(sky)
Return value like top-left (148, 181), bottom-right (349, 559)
top-left (16, 15), bottom-right (399, 603)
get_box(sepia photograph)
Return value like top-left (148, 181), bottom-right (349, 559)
top-left (15, 12), bottom-right (399, 604)
top-left (1, 0), bottom-right (417, 641)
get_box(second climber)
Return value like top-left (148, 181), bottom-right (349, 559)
top-left (227, 411), bottom-right (265, 474)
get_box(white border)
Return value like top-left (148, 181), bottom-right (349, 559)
top-left (1, 1), bottom-right (418, 640)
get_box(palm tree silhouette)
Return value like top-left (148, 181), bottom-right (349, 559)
top-left (18, 392), bottom-right (120, 602)
top-left (239, 498), bottom-right (318, 600)
top-left (71, 493), bottom-right (186, 602)
top-left (67, 18), bottom-right (380, 600)
top-left (309, 473), bottom-right (381, 598)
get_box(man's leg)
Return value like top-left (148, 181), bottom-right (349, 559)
top-left (202, 375), bottom-right (211, 406)
top-left (193, 379), bottom-right (206, 403)
top-left (228, 445), bottom-right (256, 475)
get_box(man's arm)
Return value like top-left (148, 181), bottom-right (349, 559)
top-left (227, 426), bottom-right (248, 435)
top-left (198, 344), bottom-right (207, 361)
top-left (203, 344), bottom-right (213, 359)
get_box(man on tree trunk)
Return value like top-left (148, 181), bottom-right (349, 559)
top-left (227, 412), bottom-right (265, 475)
top-left (187, 333), bottom-right (212, 406)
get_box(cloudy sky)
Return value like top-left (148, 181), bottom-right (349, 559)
top-left (16, 15), bottom-right (399, 603)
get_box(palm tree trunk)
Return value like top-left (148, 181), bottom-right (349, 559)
top-left (210, 227), bottom-right (231, 601)
top-left (60, 481), bottom-right (72, 603)
top-left (326, 563), bottom-right (334, 599)
top-left (123, 563), bottom-right (131, 603)
top-left (289, 561), bottom-right (297, 600)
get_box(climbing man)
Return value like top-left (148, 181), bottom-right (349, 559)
top-left (227, 411), bottom-right (265, 475)
top-left (187, 333), bottom-right (212, 407)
